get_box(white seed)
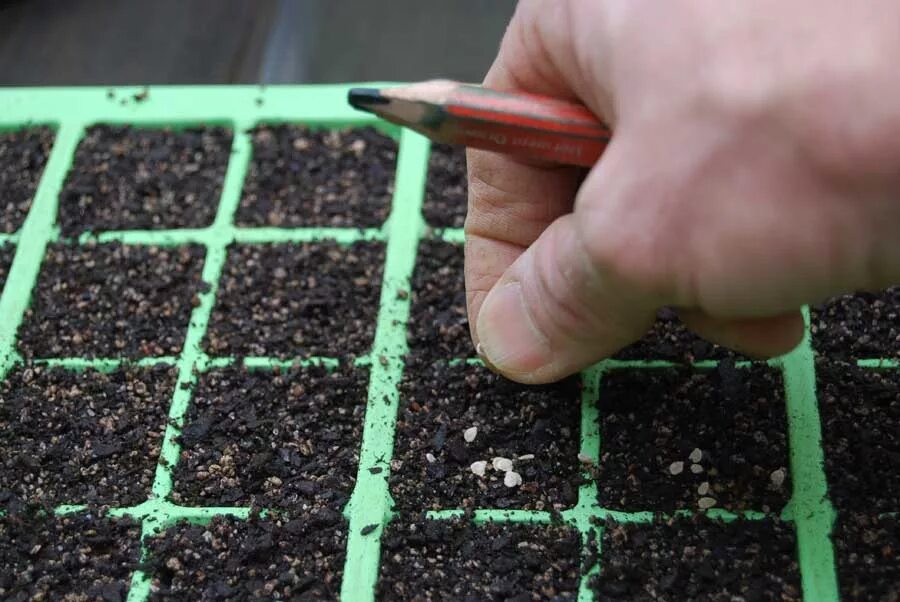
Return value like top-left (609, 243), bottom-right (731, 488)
top-left (697, 481), bottom-right (710, 496)
top-left (577, 453), bottom-right (593, 464)
top-left (463, 427), bottom-right (478, 443)
top-left (698, 497), bottom-right (717, 510)
top-left (690, 463), bottom-right (704, 474)
top-left (770, 468), bottom-right (786, 488)
top-left (517, 454), bottom-right (535, 461)
top-left (504, 470), bottom-right (523, 488)
top-left (470, 460), bottom-right (487, 477)
top-left (492, 457), bottom-right (513, 472)
top-left (669, 461), bottom-right (684, 475)
top-left (425, 453), bottom-right (436, 464)
top-left (689, 448), bottom-right (703, 463)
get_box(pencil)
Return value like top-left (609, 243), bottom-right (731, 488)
top-left (348, 80), bottom-right (611, 167)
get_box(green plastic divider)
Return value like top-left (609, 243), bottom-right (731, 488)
top-left (0, 85), bottom-right (894, 600)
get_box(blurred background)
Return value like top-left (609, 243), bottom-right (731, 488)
top-left (0, 0), bottom-right (517, 85)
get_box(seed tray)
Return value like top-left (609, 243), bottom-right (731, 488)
top-left (0, 85), bottom-right (897, 601)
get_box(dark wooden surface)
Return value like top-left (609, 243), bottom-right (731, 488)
top-left (0, 0), bottom-right (516, 85)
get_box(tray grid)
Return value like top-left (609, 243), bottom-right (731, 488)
top-left (0, 85), bottom-right (893, 601)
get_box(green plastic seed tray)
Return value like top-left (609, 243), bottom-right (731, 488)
top-left (0, 85), bottom-right (897, 601)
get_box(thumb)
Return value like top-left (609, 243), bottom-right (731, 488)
top-left (475, 207), bottom-right (661, 384)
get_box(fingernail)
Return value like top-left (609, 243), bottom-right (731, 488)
top-left (476, 282), bottom-right (551, 378)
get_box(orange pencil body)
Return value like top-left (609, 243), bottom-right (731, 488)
top-left (348, 80), bottom-right (611, 167)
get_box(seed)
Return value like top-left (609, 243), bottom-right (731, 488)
top-left (690, 463), bottom-right (704, 474)
top-left (470, 461), bottom-right (487, 477)
top-left (698, 497), bottom-right (717, 510)
top-left (577, 453), bottom-right (593, 464)
top-left (463, 427), bottom-right (478, 443)
top-left (689, 448), bottom-right (703, 463)
top-left (425, 453), bottom-right (436, 463)
top-left (669, 461), bottom-right (684, 475)
top-left (492, 457), bottom-right (513, 472)
top-left (770, 468), bottom-right (786, 488)
top-left (504, 471), bottom-right (523, 488)
top-left (697, 481), bottom-right (710, 496)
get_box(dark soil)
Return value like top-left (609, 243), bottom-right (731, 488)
top-left (19, 243), bottom-right (205, 358)
top-left (596, 363), bottom-right (791, 513)
top-left (407, 239), bottom-right (472, 360)
top-left (235, 125), bottom-right (397, 228)
top-left (832, 513), bottom-right (900, 601)
top-left (423, 143), bottom-right (467, 228)
top-left (204, 241), bottom-right (384, 358)
top-left (392, 362), bottom-right (582, 511)
top-left (0, 511), bottom-right (141, 602)
top-left (58, 125), bottom-right (232, 236)
top-left (592, 515), bottom-right (801, 601)
top-left (817, 360), bottom-right (900, 513)
top-left (378, 516), bottom-right (581, 600)
top-left (811, 288), bottom-right (900, 360)
top-left (0, 127), bottom-right (55, 233)
top-left (0, 242), bottom-right (14, 290)
top-left (145, 512), bottom-right (347, 601)
top-left (0, 365), bottom-right (174, 507)
top-left (614, 307), bottom-right (743, 362)
top-left (172, 364), bottom-right (367, 511)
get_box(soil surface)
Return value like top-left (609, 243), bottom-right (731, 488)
top-left (0, 127), bottom-right (55, 233)
top-left (596, 363), bottom-right (791, 513)
top-left (378, 516), bottom-right (581, 600)
top-left (19, 243), bottom-right (205, 358)
top-left (236, 125), bottom-right (397, 228)
top-left (422, 143), bottom-right (467, 228)
top-left (0, 242), bottom-right (13, 290)
top-left (58, 125), bottom-right (232, 236)
top-left (172, 364), bottom-right (367, 511)
top-left (832, 513), bottom-right (900, 601)
top-left (811, 288), bottom-right (900, 360)
top-left (0, 510), bottom-right (140, 602)
top-left (592, 515), bottom-right (801, 601)
top-left (0, 365), bottom-right (174, 507)
top-left (146, 512), bottom-right (347, 601)
top-left (817, 360), bottom-right (900, 514)
top-left (614, 307), bottom-right (743, 362)
top-left (392, 362), bottom-right (582, 511)
top-left (204, 241), bottom-right (384, 358)
top-left (406, 240), bottom-right (471, 361)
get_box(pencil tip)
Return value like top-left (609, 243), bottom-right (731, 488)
top-left (348, 88), bottom-right (389, 112)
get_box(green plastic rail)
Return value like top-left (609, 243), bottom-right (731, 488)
top-left (0, 85), bottom-right (873, 601)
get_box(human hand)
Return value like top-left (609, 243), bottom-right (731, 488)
top-left (466, 0), bottom-right (900, 384)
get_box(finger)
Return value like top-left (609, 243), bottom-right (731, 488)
top-left (465, 0), bottom-right (613, 347)
top-left (678, 309), bottom-right (805, 359)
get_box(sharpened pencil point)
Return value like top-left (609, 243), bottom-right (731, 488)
top-left (348, 88), bottom-right (389, 112)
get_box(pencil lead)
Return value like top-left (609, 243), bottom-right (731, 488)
top-left (348, 88), bottom-right (390, 112)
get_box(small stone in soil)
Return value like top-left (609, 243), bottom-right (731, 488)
top-left (422, 143), bottom-right (467, 228)
top-left (392, 363), bottom-right (582, 511)
top-left (145, 513), bottom-right (347, 601)
top-left (58, 125), bottom-right (231, 235)
top-left (378, 516), bottom-right (581, 600)
top-left (236, 125), bottom-right (397, 227)
top-left (1, 365), bottom-right (174, 506)
top-left (425, 452), bottom-right (436, 464)
top-left (18, 243), bottom-right (205, 359)
top-left (0, 510), bottom-right (140, 601)
top-left (204, 241), bottom-right (384, 358)
top-left (0, 127), bottom-right (55, 233)
top-left (592, 515), bottom-right (800, 601)
top-left (171, 364), bottom-right (367, 511)
top-left (596, 364), bottom-right (791, 512)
